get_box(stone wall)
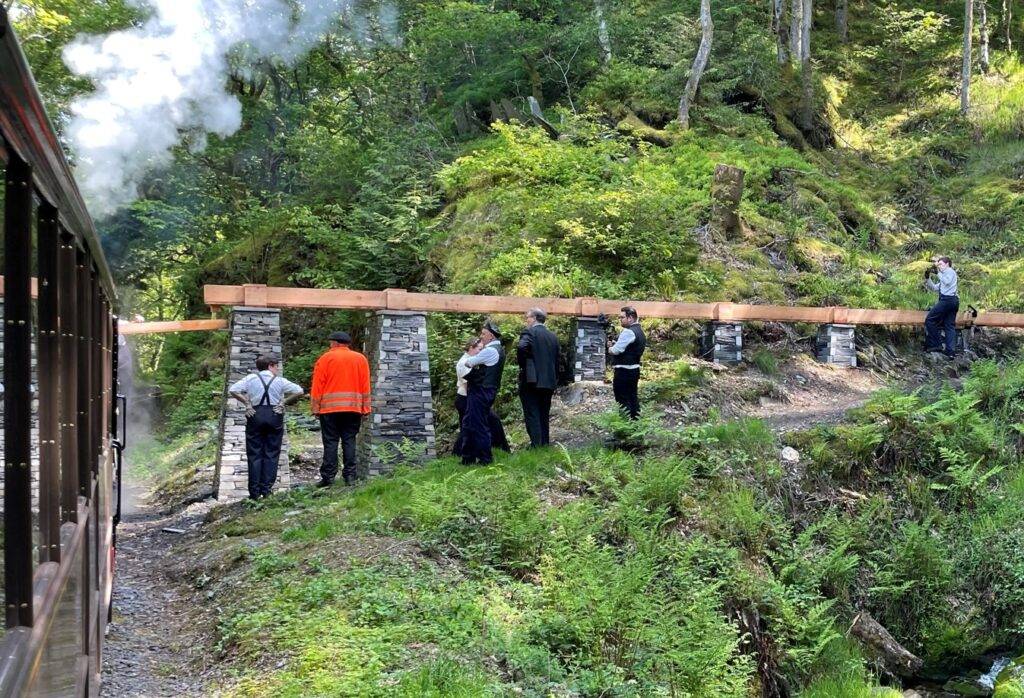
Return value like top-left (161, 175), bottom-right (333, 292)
top-left (816, 324), bottom-right (857, 367)
top-left (357, 311), bottom-right (436, 477)
top-left (699, 322), bottom-right (743, 365)
top-left (575, 317), bottom-right (607, 381)
top-left (213, 307), bottom-right (290, 499)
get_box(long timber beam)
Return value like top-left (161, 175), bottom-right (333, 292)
top-left (204, 284), bottom-right (1024, 329)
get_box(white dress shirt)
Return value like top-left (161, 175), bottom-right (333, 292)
top-left (456, 354), bottom-right (472, 397)
top-left (229, 370), bottom-right (303, 406)
top-left (608, 327), bottom-right (640, 369)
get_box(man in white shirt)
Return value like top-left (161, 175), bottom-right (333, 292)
top-left (923, 256), bottom-right (960, 358)
top-left (229, 355), bottom-right (304, 500)
top-left (461, 321), bottom-right (507, 464)
top-left (606, 306), bottom-right (647, 419)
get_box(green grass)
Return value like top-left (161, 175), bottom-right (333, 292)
top-left (186, 358), bottom-right (1024, 695)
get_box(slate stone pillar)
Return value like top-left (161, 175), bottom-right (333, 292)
top-left (816, 324), bottom-right (857, 367)
top-left (575, 317), bottom-right (607, 381)
top-left (699, 322), bottom-right (743, 365)
top-left (358, 311), bottom-right (436, 477)
top-left (213, 306), bottom-right (290, 500)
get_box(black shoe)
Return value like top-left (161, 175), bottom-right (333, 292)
top-left (315, 479), bottom-right (334, 488)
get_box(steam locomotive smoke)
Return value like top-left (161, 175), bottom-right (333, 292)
top-left (63, 0), bottom-right (353, 218)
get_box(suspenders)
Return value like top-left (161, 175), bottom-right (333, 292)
top-left (255, 374), bottom-right (278, 407)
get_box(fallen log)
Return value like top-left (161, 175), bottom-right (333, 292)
top-left (849, 611), bottom-right (923, 677)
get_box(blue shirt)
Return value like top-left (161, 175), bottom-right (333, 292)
top-left (229, 370), bottom-right (303, 406)
top-left (465, 340), bottom-right (502, 368)
top-left (925, 267), bottom-right (958, 297)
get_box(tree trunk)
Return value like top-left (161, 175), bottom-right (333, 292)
top-left (979, 0), bottom-right (990, 73)
top-left (773, 0), bottom-right (790, 64)
top-left (1003, 0), bottom-right (1013, 51)
top-left (595, 0), bottom-right (613, 65)
top-left (790, 0), bottom-right (803, 62)
top-left (850, 612), bottom-right (924, 677)
top-left (678, 0), bottom-right (713, 129)
top-left (835, 0), bottom-right (848, 42)
top-left (799, 0), bottom-right (814, 131)
top-left (962, 0), bottom-right (975, 115)
top-left (711, 164), bottom-right (745, 239)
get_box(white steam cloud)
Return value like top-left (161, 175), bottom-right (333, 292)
top-left (63, 0), bottom-right (359, 218)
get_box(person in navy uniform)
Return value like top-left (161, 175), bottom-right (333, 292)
top-left (606, 306), bottom-right (646, 419)
top-left (229, 355), bottom-right (304, 499)
top-left (461, 321), bottom-right (506, 465)
top-left (517, 307), bottom-right (560, 447)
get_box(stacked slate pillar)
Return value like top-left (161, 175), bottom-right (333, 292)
top-left (575, 317), bottom-right (607, 381)
top-left (213, 307), bottom-right (290, 499)
top-left (699, 322), bottom-right (743, 365)
top-left (357, 311), bottom-right (436, 477)
top-left (816, 324), bottom-right (857, 367)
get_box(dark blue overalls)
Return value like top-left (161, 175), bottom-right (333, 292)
top-left (246, 375), bottom-right (284, 499)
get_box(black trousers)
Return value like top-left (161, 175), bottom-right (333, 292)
top-left (455, 394), bottom-right (509, 456)
top-left (320, 412), bottom-right (362, 484)
top-left (612, 367), bottom-right (641, 420)
top-left (519, 384), bottom-right (554, 447)
top-left (245, 406), bottom-right (284, 499)
top-left (462, 385), bottom-right (499, 464)
top-left (925, 295), bottom-right (960, 355)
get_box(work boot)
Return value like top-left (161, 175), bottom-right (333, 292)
top-left (315, 479), bottom-right (333, 488)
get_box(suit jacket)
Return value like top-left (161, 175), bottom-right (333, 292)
top-left (517, 323), bottom-right (560, 390)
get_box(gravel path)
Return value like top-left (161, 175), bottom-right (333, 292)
top-left (100, 501), bottom-right (214, 697)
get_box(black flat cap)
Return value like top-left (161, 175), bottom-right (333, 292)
top-left (483, 321), bottom-right (502, 339)
top-left (329, 331), bottom-right (352, 344)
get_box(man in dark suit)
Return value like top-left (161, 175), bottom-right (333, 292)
top-left (517, 307), bottom-right (561, 447)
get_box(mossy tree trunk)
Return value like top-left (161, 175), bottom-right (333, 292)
top-left (835, 0), bottom-right (848, 42)
top-left (789, 0), bottom-right (802, 62)
top-left (962, 0), bottom-right (975, 115)
top-left (773, 0), bottom-right (790, 64)
top-left (1003, 0), bottom-right (1013, 50)
top-left (595, 0), bottom-right (612, 65)
top-left (678, 0), bottom-right (713, 129)
top-left (799, 0), bottom-right (813, 131)
top-left (979, 0), bottom-right (990, 73)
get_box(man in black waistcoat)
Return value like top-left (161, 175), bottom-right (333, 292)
top-left (462, 321), bottom-right (506, 465)
top-left (517, 307), bottom-right (560, 447)
top-left (607, 306), bottom-right (646, 419)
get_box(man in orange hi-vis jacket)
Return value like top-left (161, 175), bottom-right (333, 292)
top-left (311, 331), bottom-right (371, 487)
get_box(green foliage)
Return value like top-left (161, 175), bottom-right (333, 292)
top-left (752, 349), bottom-right (780, 376)
top-left (164, 376), bottom-right (222, 438)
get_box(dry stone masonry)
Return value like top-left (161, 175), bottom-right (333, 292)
top-left (357, 311), bottom-right (436, 477)
top-left (213, 307), bottom-right (290, 500)
top-left (816, 324), bottom-right (857, 367)
top-left (575, 317), bottom-right (607, 381)
top-left (700, 321), bottom-right (743, 365)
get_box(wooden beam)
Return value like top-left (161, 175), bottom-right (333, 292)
top-left (118, 319), bottom-right (228, 335)
top-left (200, 284), bottom-right (1024, 329)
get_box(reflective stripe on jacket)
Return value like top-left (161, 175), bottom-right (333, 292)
top-left (311, 346), bottom-right (371, 415)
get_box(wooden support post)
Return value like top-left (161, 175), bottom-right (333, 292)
top-left (4, 153), bottom-right (34, 628)
top-left (58, 232), bottom-right (79, 523)
top-left (36, 203), bottom-right (61, 563)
